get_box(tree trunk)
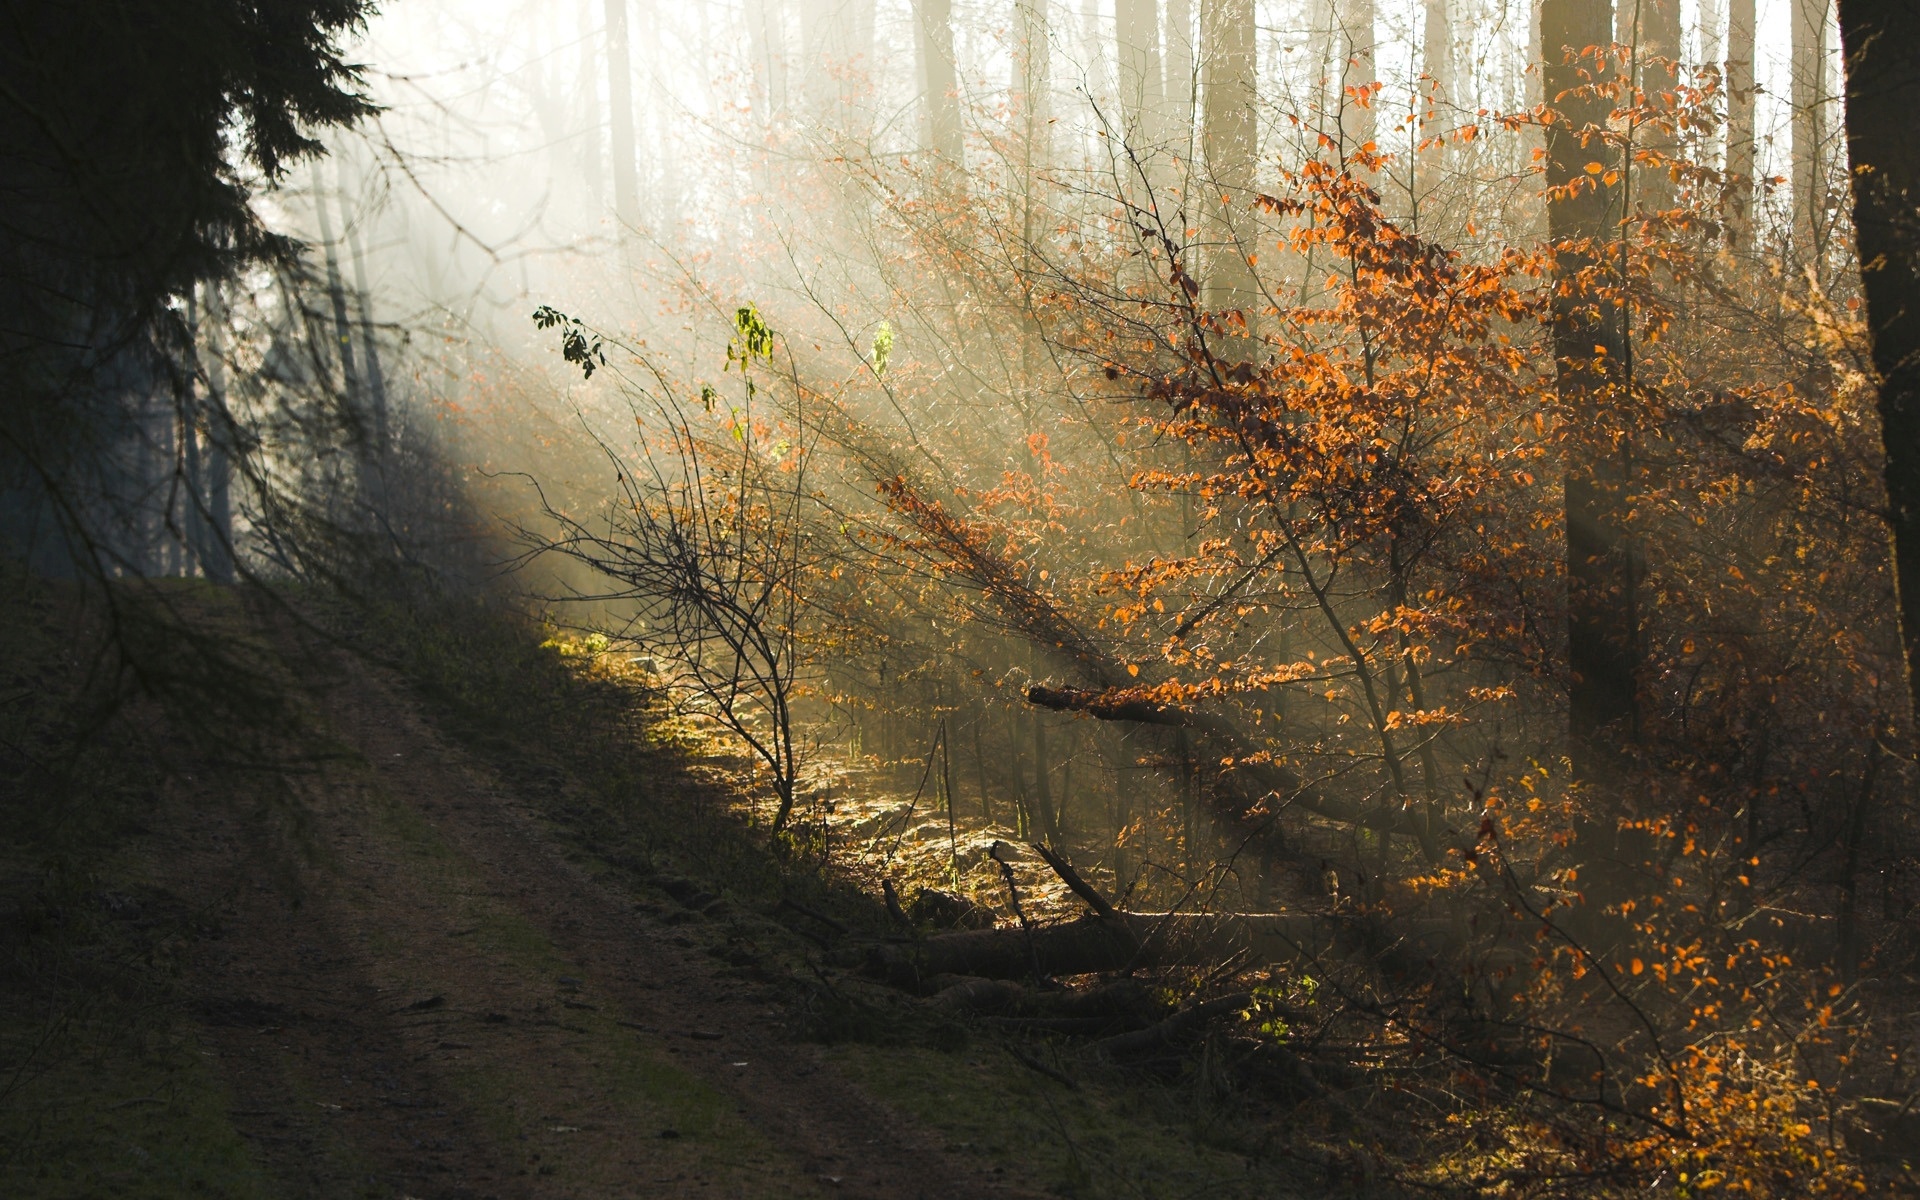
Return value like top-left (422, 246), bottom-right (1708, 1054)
top-left (916, 0), bottom-right (963, 167)
top-left (1543, 0), bottom-right (1638, 769)
top-left (1082, 0), bottom-right (1115, 114)
top-left (1725, 0), bottom-right (1756, 234)
top-left (1116, 0), bottom-right (1165, 150)
top-left (1418, 0), bottom-right (1452, 191)
top-left (1308, 0), bottom-right (1338, 130)
top-left (201, 283), bottom-right (235, 583)
top-left (575, 0), bottom-right (604, 199)
top-left (1338, 0), bottom-right (1376, 151)
top-left (1013, 0), bottom-right (1051, 165)
top-left (1619, 0), bottom-right (1681, 210)
top-left (309, 164), bottom-right (361, 406)
top-left (1792, 0), bottom-right (1831, 264)
top-left (1700, 0), bottom-right (1726, 166)
top-left (1421, 0), bottom-right (1451, 102)
top-left (651, 2), bottom-right (680, 230)
top-left (604, 0), bottom-right (640, 232)
top-left (338, 156), bottom-right (389, 450)
top-left (1836, 0), bottom-right (1920, 722)
top-left (972, 712), bottom-right (994, 823)
top-left (1164, 0), bottom-right (1196, 148)
top-left (1200, 0), bottom-right (1260, 344)
top-left (1031, 709), bottom-right (1059, 843)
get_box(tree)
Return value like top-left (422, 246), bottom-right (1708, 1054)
top-left (1836, 0), bottom-right (1920, 720)
top-left (534, 305), bottom-right (815, 833)
top-left (0, 0), bottom-right (375, 576)
top-left (1163, 0), bottom-right (1196, 148)
top-left (1116, 0), bottom-right (1165, 149)
top-left (604, 0), bottom-right (641, 232)
top-left (1792, 0), bottom-right (1832, 262)
top-left (1618, 0), bottom-right (1681, 210)
top-left (1337, 0), bottom-right (1376, 151)
top-left (915, 0), bottom-right (963, 168)
top-left (1541, 0), bottom-right (1639, 768)
top-left (1725, 0), bottom-right (1757, 233)
top-left (1200, 0), bottom-right (1259, 343)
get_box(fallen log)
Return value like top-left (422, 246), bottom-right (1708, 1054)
top-left (864, 910), bottom-right (1461, 985)
top-left (1027, 683), bottom-right (1192, 727)
top-left (1025, 681), bottom-right (1432, 845)
top-left (1098, 992), bottom-right (1253, 1058)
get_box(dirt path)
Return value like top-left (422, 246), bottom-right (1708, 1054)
top-left (161, 638), bottom-right (1039, 1200)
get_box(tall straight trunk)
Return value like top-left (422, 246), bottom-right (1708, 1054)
top-left (972, 712), bottom-right (994, 823)
top-left (1419, 0), bottom-right (1452, 192)
top-left (757, 0), bottom-right (791, 116)
top-left (651, 3), bottom-right (680, 229)
top-left (1791, 0), bottom-right (1830, 260)
top-left (1032, 710), bottom-right (1059, 842)
top-left (1619, 0), bottom-right (1682, 209)
top-left (1528, 0), bottom-right (1544, 108)
top-left (1725, 0), bottom-right (1755, 232)
top-left (1014, 0), bottom-right (1051, 156)
top-left (1836, 0), bottom-right (1920, 721)
top-left (604, 0), bottom-right (640, 231)
top-left (1201, 0), bottom-right (1260, 346)
top-left (1543, 0), bottom-right (1637, 767)
top-left (1116, 0), bottom-right (1165, 149)
top-left (1337, 0), bottom-right (1376, 152)
top-left (310, 165), bottom-right (361, 405)
top-left (1700, 0), bottom-right (1725, 98)
top-left (915, 0), bottom-right (963, 166)
top-left (201, 282), bottom-right (236, 584)
top-left (1615, 0), bottom-right (1679, 58)
top-left (1421, 0), bottom-right (1451, 102)
top-left (182, 295), bottom-right (209, 575)
top-left (1082, 0), bottom-right (1114, 116)
top-left (1013, 0), bottom-right (1050, 267)
top-left (1309, 0), bottom-right (1337, 128)
top-left (1164, 0), bottom-right (1196, 149)
top-left (147, 392), bottom-right (177, 577)
top-left (180, 401), bottom-right (205, 574)
top-left (576, 0), bottom-right (604, 200)
top-left (338, 157), bottom-right (389, 449)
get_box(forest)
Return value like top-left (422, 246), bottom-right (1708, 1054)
top-left (2, 0), bottom-right (1917, 1195)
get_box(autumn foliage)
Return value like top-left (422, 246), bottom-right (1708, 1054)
top-left (522, 41), bottom-right (1915, 1197)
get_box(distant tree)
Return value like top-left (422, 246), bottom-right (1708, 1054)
top-left (1792, 0), bottom-right (1833, 261)
top-left (604, 0), bottom-right (641, 233)
top-left (1725, 0), bottom-right (1757, 233)
top-left (1199, 0), bottom-right (1258, 343)
top-left (1541, 0), bottom-right (1639, 769)
top-left (1115, 0), bottom-right (1165, 149)
top-left (914, 0), bottom-right (963, 168)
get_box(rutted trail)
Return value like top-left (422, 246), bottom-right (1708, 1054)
top-left (162, 630), bottom-right (1038, 1200)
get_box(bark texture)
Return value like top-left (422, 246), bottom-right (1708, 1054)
top-left (1542, 0), bottom-right (1639, 768)
top-left (1836, 0), bottom-right (1920, 721)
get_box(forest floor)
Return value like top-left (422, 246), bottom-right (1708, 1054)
top-left (0, 590), bottom-right (1320, 1200)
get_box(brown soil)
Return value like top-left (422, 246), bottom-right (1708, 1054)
top-left (159, 631), bottom-right (1040, 1200)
